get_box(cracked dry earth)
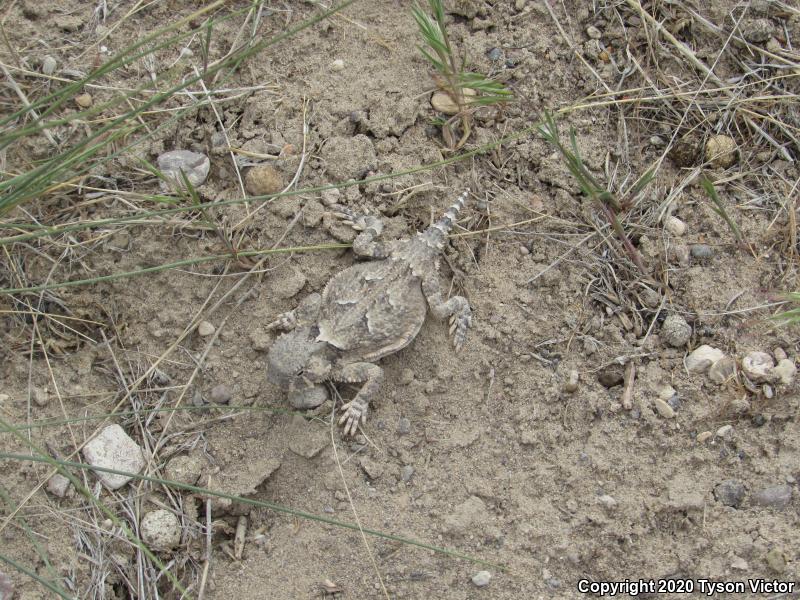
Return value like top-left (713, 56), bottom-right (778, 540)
top-left (1, 0), bottom-right (799, 599)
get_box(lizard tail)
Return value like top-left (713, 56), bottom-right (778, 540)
top-left (423, 190), bottom-right (469, 248)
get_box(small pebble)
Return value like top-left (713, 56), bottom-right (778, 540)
top-left (773, 347), bottom-right (787, 361)
top-left (430, 88), bottom-right (476, 115)
top-left (75, 92), bottom-right (93, 108)
top-left (486, 47), bottom-right (502, 62)
top-left (41, 55), bottom-right (57, 75)
top-left (585, 25), bottom-right (602, 39)
top-left (752, 484), bottom-right (792, 509)
top-left (649, 135), bottom-right (665, 147)
top-left (696, 431), bottom-right (712, 443)
top-left (653, 397), bottom-right (675, 419)
top-left (141, 509), bottom-right (182, 551)
top-left (518, 245), bottom-right (529, 256)
top-left (400, 465), bottom-right (414, 483)
top-left (46, 474), bottom-right (72, 498)
top-left (708, 356), bottom-right (736, 384)
top-left (715, 424), bottom-right (734, 440)
top-left (730, 556), bottom-right (749, 571)
top-left (245, 164), bottom-right (283, 196)
top-left (157, 150), bottom-right (210, 189)
top-left (657, 384), bottom-right (676, 401)
top-left (713, 479), bottom-right (746, 508)
top-left (209, 384), bottom-right (231, 404)
top-left (664, 215), bottom-right (686, 237)
top-left (514, 0), bottom-right (527, 10)
top-left (705, 135), bottom-right (737, 168)
top-left (330, 58), bottom-right (345, 71)
top-left (397, 417), bottom-right (411, 435)
top-left (597, 494), bottom-right (617, 510)
top-left (772, 358), bottom-right (796, 385)
top-left (765, 548), bottom-right (787, 573)
top-left (197, 321), bottom-right (215, 337)
top-left (32, 387), bottom-right (49, 407)
top-left (598, 367), bottom-right (624, 388)
top-left (762, 383), bottom-right (774, 399)
top-left (741, 351), bottom-right (774, 382)
top-left (661, 314), bottom-right (691, 348)
top-left (766, 37), bottom-right (782, 53)
top-left (685, 345), bottom-right (725, 373)
top-left (398, 369), bottom-right (415, 386)
top-left (563, 369), bottom-right (579, 393)
top-left (471, 571), bottom-right (491, 587)
top-left (690, 244), bottom-right (714, 260)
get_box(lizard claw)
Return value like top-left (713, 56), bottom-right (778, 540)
top-left (338, 399), bottom-right (368, 436)
top-left (451, 311), bottom-right (471, 352)
top-left (266, 312), bottom-right (296, 331)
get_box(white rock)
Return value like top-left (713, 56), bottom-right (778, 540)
top-left (773, 347), bottom-right (787, 361)
top-left (686, 345), bottom-right (725, 373)
top-left (330, 58), bottom-right (345, 71)
top-left (41, 55), bottom-right (57, 76)
top-left (696, 431), bottom-right (712, 443)
top-left (716, 424), bottom-right (734, 440)
top-left (653, 398), bottom-right (675, 419)
top-left (197, 321), bottom-right (215, 337)
top-left (597, 494), bottom-right (618, 509)
top-left (157, 150), bottom-right (210, 190)
top-left (141, 509), bottom-right (182, 551)
top-left (431, 88), bottom-right (477, 115)
top-left (82, 424), bottom-right (145, 490)
top-left (471, 570), bottom-right (491, 587)
top-left (657, 384), bottom-right (676, 401)
top-left (664, 216), bottom-right (686, 237)
top-left (772, 359), bottom-right (796, 385)
top-left (708, 356), bottom-right (736, 384)
top-left (741, 351), bottom-right (774, 382)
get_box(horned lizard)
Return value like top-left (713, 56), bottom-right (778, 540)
top-left (266, 191), bottom-right (472, 435)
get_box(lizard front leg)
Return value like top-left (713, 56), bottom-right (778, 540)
top-left (329, 362), bottom-right (384, 436)
top-left (329, 205), bottom-right (392, 259)
top-left (422, 273), bottom-right (472, 351)
top-left (266, 292), bottom-right (322, 331)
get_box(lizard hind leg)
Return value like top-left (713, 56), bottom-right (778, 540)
top-left (330, 362), bottom-right (384, 436)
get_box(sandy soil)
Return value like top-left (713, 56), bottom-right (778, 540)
top-left (1, 0), bottom-right (799, 598)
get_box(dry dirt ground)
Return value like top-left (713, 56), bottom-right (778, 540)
top-left (1, 0), bottom-right (800, 598)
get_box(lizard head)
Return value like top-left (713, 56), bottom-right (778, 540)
top-left (267, 328), bottom-right (329, 408)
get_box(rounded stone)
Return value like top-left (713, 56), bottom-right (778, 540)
top-left (245, 164), bottom-right (283, 196)
top-left (330, 58), bottom-right (345, 71)
top-left (696, 431), bottom-right (712, 443)
top-left (742, 351), bottom-right (774, 382)
top-left (75, 93), bottom-right (93, 108)
top-left (664, 215), bottom-right (686, 236)
top-left (686, 345), bottom-right (725, 373)
top-left (690, 244), bottom-right (714, 259)
top-left (714, 479), bottom-right (746, 508)
top-left (653, 398), bottom-right (675, 419)
top-left (772, 358), bottom-right (796, 385)
top-left (209, 384), bottom-right (232, 404)
top-left (705, 135), bottom-right (737, 168)
top-left (141, 509), bottom-right (181, 551)
top-left (471, 570), bottom-right (491, 587)
top-left (431, 88), bottom-right (477, 115)
top-left (197, 321), bottom-right (215, 337)
top-left (586, 25), bottom-right (602, 39)
top-left (41, 55), bottom-right (57, 75)
top-left (752, 484), bottom-right (792, 509)
top-left (661, 314), bottom-right (691, 347)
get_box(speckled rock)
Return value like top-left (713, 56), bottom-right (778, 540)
top-left (46, 473), bottom-right (72, 498)
top-left (661, 314), bottom-right (691, 347)
top-left (714, 479), bottom-right (746, 508)
top-left (141, 509), bottom-right (182, 551)
top-left (82, 424), bottom-right (146, 490)
top-left (245, 164), bottom-right (284, 196)
top-left (166, 454), bottom-right (203, 486)
top-left (472, 571), bottom-right (492, 587)
top-left (705, 135), bottom-right (737, 168)
top-left (664, 216), bottom-right (686, 236)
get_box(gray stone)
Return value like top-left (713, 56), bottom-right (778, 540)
top-left (472, 570), bottom-right (491, 587)
top-left (690, 244), bottom-right (714, 260)
top-left (686, 345), bottom-right (725, 373)
top-left (713, 479), bottom-right (745, 508)
top-left (209, 384), bottom-right (232, 404)
top-left (397, 417), bottom-right (411, 435)
top-left (157, 150), bottom-right (210, 190)
top-left (742, 351), bottom-right (774, 382)
top-left (400, 465), bottom-right (414, 483)
top-left (46, 473), bottom-right (72, 498)
top-left (752, 484), bottom-right (792, 509)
